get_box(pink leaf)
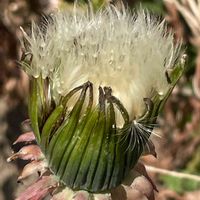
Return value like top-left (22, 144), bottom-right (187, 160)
top-left (18, 160), bottom-right (47, 182)
top-left (7, 145), bottom-right (43, 162)
top-left (13, 131), bottom-right (35, 145)
top-left (134, 162), bottom-right (158, 192)
top-left (16, 175), bottom-right (57, 200)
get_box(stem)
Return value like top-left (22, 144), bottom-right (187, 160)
top-left (145, 165), bottom-right (200, 182)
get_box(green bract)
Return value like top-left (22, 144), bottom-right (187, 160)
top-left (20, 5), bottom-right (185, 194)
top-left (26, 61), bottom-right (184, 192)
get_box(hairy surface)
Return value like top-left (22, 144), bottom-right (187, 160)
top-left (21, 6), bottom-right (180, 121)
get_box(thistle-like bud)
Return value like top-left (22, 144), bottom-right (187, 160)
top-left (11, 4), bottom-right (184, 200)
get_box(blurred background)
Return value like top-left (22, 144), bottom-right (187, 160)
top-left (0, 0), bottom-right (200, 199)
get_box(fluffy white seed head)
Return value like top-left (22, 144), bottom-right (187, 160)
top-left (21, 6), bottom-right (180, 121)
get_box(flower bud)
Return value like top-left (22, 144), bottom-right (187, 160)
top-left (19, 4), bottom-right (184, 197)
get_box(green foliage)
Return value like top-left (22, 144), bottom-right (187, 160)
top-left (187, 146), bottom-right (200, 175)
top-left (185, 44), bottom-right (197, 77)
top-left (62, 0), bottom-right (106, 9)
top-left (135, 0), bottom-right (164, 15)
top-left (160, 175), bottom-right (200, 194)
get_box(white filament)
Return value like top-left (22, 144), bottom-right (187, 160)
top-left (21, 6), bottom-right (180, 120)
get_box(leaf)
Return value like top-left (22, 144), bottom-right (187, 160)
top-left (13, 131), bottom-right (35, 145)
top-left (16, 176), bottom-right (57, 200)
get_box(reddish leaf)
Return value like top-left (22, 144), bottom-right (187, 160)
top-left (134, 162), bottom-right (158, 192)
top-left (18, 160), bottom-right (47, 182)
top-left (13, 131), bottom-right (35, 145)
top-left (16, 175), bottom-right (57, 200)
top-left (7, 145), bottom-right (43, 162)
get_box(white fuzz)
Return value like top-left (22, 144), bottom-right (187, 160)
top-left (21, 6), bottom-right (180, 120)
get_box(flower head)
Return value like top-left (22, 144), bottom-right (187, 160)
top-left (11, 4), bottom-right (184, 200)
top-left (21, 6), bottom-right (180, 121)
